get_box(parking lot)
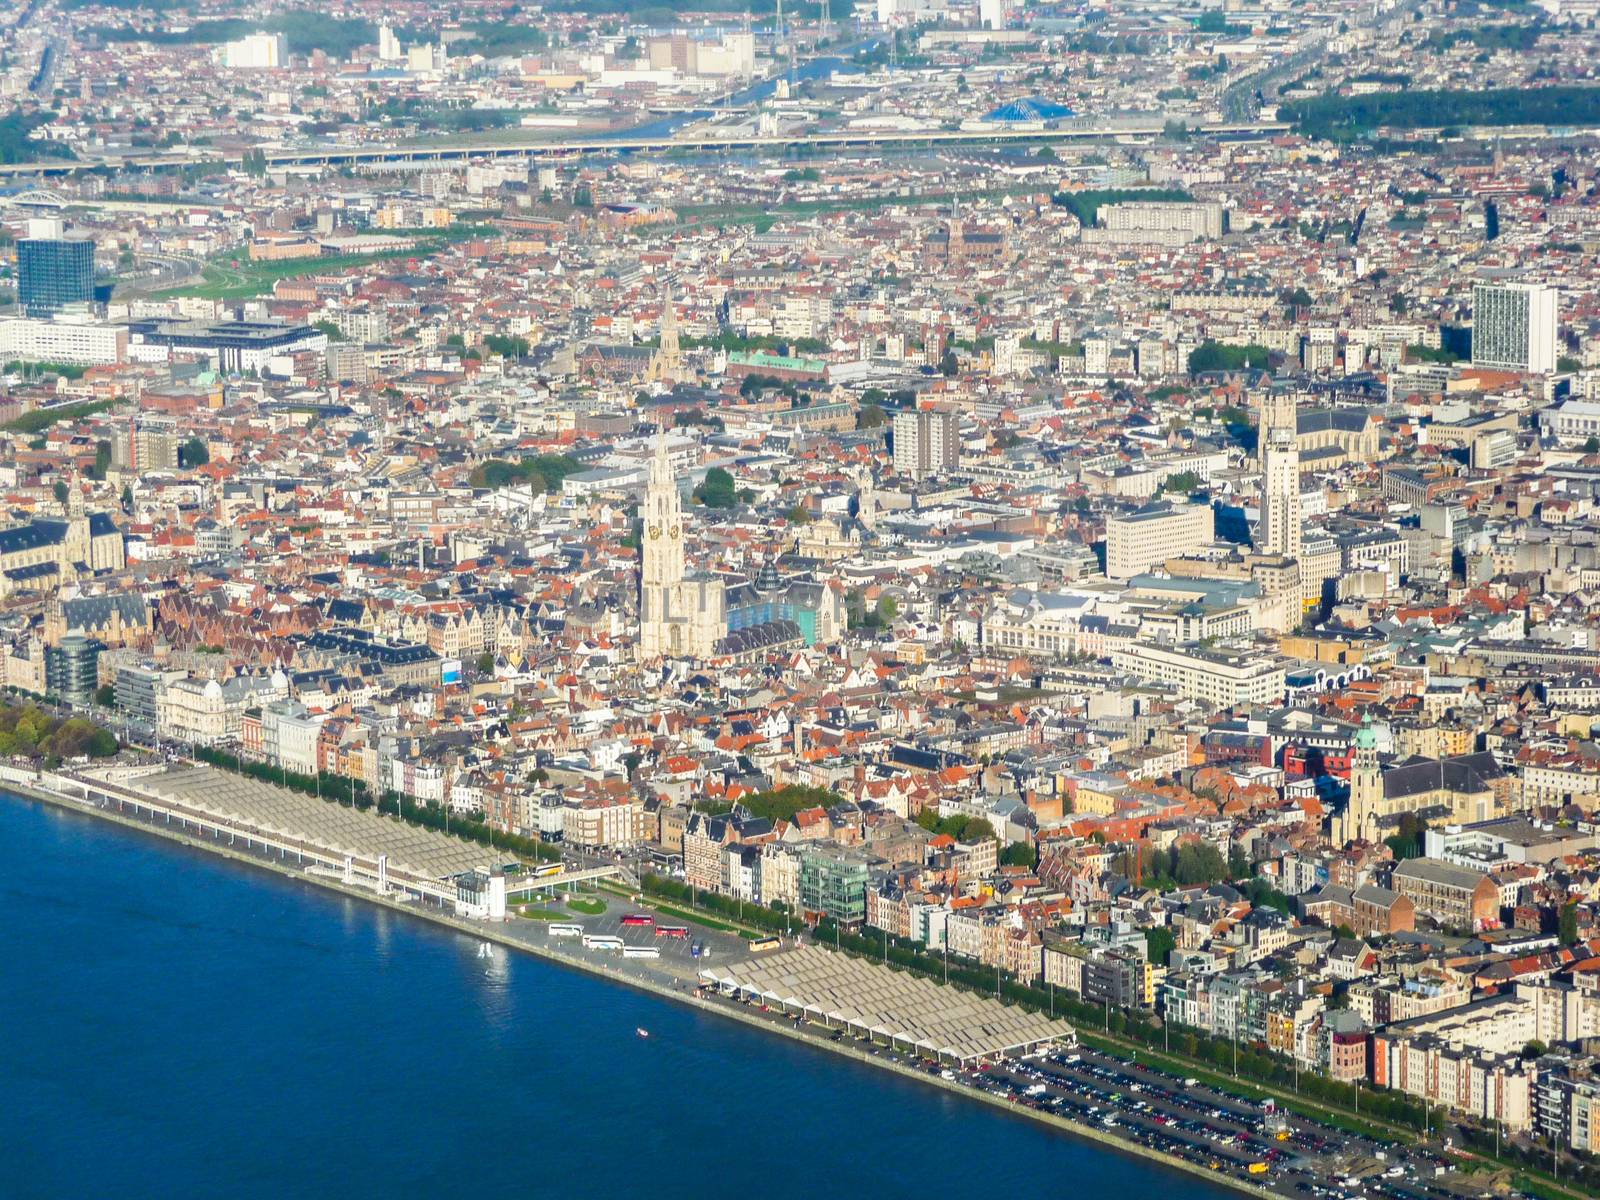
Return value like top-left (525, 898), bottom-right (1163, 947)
top-left (500, 885), bottom-right (757, 987)
top-left (490, 894), bottom-right (1541, 1200)
top-left (965, 1048), bottom-right (1525, 1200)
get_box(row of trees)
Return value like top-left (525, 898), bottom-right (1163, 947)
top-left (1282, 85), bottom-right (1600, 142)
top-left (641, 873), bottom-right (796, 933)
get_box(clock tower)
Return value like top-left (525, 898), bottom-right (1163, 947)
top-left (639, 434), bottom-right (725, 659)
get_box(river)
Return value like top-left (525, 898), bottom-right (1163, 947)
top-left (0, 794), bottom-right (1236, 1200)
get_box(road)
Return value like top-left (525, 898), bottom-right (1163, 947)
top-left (0, 120), bottom-right (1293, 179)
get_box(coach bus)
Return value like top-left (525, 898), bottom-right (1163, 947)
top-left (620, 913), bottom-right (655, 928)
top-left (654, 924), bottom-right (690, 939)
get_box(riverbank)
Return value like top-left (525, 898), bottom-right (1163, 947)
top-left (7, 779), bottom-right (1269, 1199)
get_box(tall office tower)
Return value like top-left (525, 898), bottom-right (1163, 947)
top-left (1259, 390), bottom-right (1301, 560)
top-left (1472, 281), bottom-right (1558, 375)
top-left (17, 219), bottom-right (94, 316)
top-left (377, 24), bottom-right (402, 61)
top-left (892, 408), bottom-right (960, 481)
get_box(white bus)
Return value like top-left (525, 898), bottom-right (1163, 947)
top-left (582, 934), bottom-right (624, 951)
top-left (622, 945), bottom-right (660, 959)
top-left (549, 923), bottom-right (584, 939)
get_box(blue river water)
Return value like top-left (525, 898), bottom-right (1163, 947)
top-left (0, 795), bottom-right (1235, 1200)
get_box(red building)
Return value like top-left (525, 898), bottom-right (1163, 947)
top-left (1282, 741), bottom-right (1353, 781)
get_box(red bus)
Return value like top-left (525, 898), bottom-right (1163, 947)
top-left (654, 924), bottom-right (690, 938)
top-left (621, 914), bottom-right (655, 927)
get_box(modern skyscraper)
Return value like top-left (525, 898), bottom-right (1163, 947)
top-left (1259, 390), bottom-right (1301, 560)
top-left (892, 408), bottom-right (959, 481)
top-left (1472, 281), bottom-right (1558, 375)
top-left (18, 219), bottom-right (94, 316)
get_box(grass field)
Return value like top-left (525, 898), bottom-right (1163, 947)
top-left (512, 905), bottom-right (570, 921)
top-left (147, 245), bottom-right (443, 300)
top-left (566, 896), bottom-right (606, 916)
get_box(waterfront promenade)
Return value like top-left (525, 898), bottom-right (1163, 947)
top-left (3, 766), bottom-right (1542, 1200)
top-left (1, 769), bottom-right (1284, 1198)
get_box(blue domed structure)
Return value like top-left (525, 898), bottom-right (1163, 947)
top-left (985, 97), bottom-right (1075, 123)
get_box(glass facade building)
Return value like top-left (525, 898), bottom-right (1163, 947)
top-left (19, 237), bottom-right (95, 316)
top-left (799, 848), bottom-right (869, 925)
top-left (45, 633), bottom-right (103, 706)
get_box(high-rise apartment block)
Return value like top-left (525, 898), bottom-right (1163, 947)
top-left (893, 409), bottom-right (960, 481)
top-left (1472, 281), bottom-right (1558, 375)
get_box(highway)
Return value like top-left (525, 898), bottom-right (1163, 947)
top-left (0, 120), bottom-right (1292, 178)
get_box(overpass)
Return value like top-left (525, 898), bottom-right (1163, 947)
top-left (27, 764), bottom-right (500, 906)
top-left (0, 121), bottom-right (1291, 178)
top-left (504, 864), bottom-right (627, 897)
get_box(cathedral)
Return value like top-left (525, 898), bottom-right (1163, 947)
top-left (638, 435), bottom-right (726, 660)
top-left (637, 436), bottom-right (846, 661)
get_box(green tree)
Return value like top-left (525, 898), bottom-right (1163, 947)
top-left (1173, 842), bottom-right (1227, 885)
top-left (693, 467), bottom-right (736, 508)
top-left (1188, 341), bottom-right (1269, 373)
top-left (181, 436), bottom-right (209, 468)
top-left (476, 651), bottom-right (494, 674)
top-left (1000, 841), bottom-right (1035, 868)
top-left (1144, 925), bottom-right (1176, 965)
top-left (52, 481), bottom-right (67, 505)
top-left (94, 684), bottom-right (116, 708)
top-left (1559, 901), bottom-right (1580, 945)
top-left (857, 403), bottom-right (886, 429)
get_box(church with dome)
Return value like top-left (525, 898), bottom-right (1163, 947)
top-left (1333, 716), bottom-right (1507, 845)
top-left (637, 436), bottom-right (845, 661)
